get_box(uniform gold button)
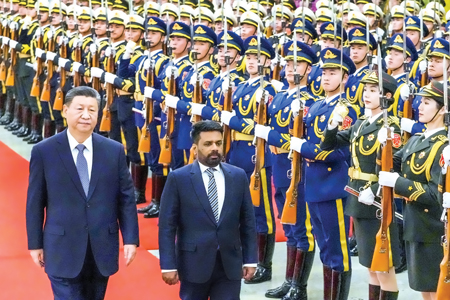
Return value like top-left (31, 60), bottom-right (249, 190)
top-left (404, 174), bottom-right (407, 178)
top-left (355, 143), bottom-right (358, 146)
top-left (424, 209), bottom-right (429, 213)
top-left (407, 161), bottom-right (410, 164)
top-left (416, 164), bottom-right (419, 167)
top-left (328, 168), bottom-right (332, 171)
top-left (307, 163), bottom-right (310, 167)
top-left (308, 137), bottom-right (310, 140)
top-left (248, 142), bottom-right (252, 146)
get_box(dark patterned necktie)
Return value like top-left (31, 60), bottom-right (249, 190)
top-left (76, 144), bottom-right (89, 197)
top-left (205, 168), bottom-right (219, 223)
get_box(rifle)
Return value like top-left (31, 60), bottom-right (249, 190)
top-left (73, 4), bottom-right (81, 88)
top-left (54, 4), bottom-right (67, 111)
top-left (137, 42), bottom-right (154, 153)
top-left (371, 44), bottom-right (394, 273)
top-left (90, 0), bottom-right (100, 91)
top-left (31, 5), bottom-right (42, 97)
top-left (5, 16), bottom-right (16, 87)
top-left (401, 3), bottom-right (413, 143)
top-left (281, 32), bottom-right (303, 225)
top-left (222, 9), bottom-right (233, 158)
top-left (249, 0), bottom-right (267, 207)
top-left (0, 15), bottom-right (9, 81)
top-left (99, 3), bottom-right (114, 132)
top-left (40, 27), bottom-right (55, 102)
top-left (437, 55), bottom-right (450, 300)
top-left (159, 46), bottom-right (176, 165)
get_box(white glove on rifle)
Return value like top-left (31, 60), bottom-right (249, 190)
top-left (400, 118), bottom-right (415, 133)
top-left (22, 17), bottom-right (31, 29)
top-left (47, 30), bottom-right (53, 39)
top-left (165, 66), bottom-right (178, 79)
top-left (418, 60), bottom-right (427, 73)
top-left (9, 40), bottom-right (17, 49)
top-left (189, 72), bottom-right (203, 86)
top-left (72, 62), bottom-right (82, 73)
top-left (443, 192), bottom-right (450, 209)
top-left (255, 89), bottom-right (268, 104)
top-left (123, 40), bottom-right (136, 59)
top-left (35, 48), bottom-right (44, 59)
top-left (104, 72), bottom-right (117, 84)
top-left (2, 37), bottom-right (9, 46)
top-left (400, 84), bottom-right (411, 101)
top-left (358, 187), bottom-right (375, 206)
top-left (1, 20), bottom-right (7, 28)
top-left (378, 171), bottom-right (400, 188)
top-left (290, 99), bottom-right (303, 117)
top-left (254, 124), bottom-right (271, 141)
top-left (442, 145), bottom-right (450, 166)
top-left (221, 110), bottom-right (236, 125)
top-left (104, 46), bottom-right (112, 57)
top-left (221, 76), bottom-right (230, 92)
top-left (143, 58), bottom-right (151, 71)
top-left (90, 43), bottom-right (97, 54)
top-left (144, 86), bottom-right (155, 99)
top-left (46, 51), bottom-right (57, 62)
top-left (9, 21), bottom-right (17, 31)
top-left (90, 67), bottom-right (104, 78)
top-left (58, 57), bottom-right (69, 68)
top-left (290, 137), bottom-right (306, 153)
top-left (271, 79), bottom-right (284, 92)
top-left (377, 127), bottom-right (395, 144)
top-left (165, 95), bottom-right (180, 109)
top-left (191, 103), bottom-right (205, 116)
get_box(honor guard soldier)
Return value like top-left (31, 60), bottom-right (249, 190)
top-left (6, 0), bottom-right (39, 141)
top-left (290, 48), bottom-right (358, 299)
top-left (268, 4), bottom-right (293, 54)
top-left (161, 3), bottom-right (178, 24)
top-left (213, 7), bottom-right (236, 35)
top-left (190, 30), bottom-right (244, 123)
top-left (385, 33), bottom-right (418, 117)
top-left (388, 5), bottom-right (411, 38)
top-left (256, 40), bottom-right (317, 300)
top-left (193, 7), bottom-right (215, 28)
top-left (248, 1), bottom-right (267, 22)
top-left (112, 0), bottom-right (129, 13)
top-left (344, 27), bottom-right (377, 115)
top-left (163, 24), bottom-right (217, 161)
top-left (363, 3), bottom-right (385, 42)
top-left (232, 0), bottom-right (247, 19)
top-left (379, 80), bottom-right (449, 299)
top-left (144, 1), bottom-right (161, 18)
top-left (179, 5), bottom-right (195, 26)
top-left (132, 0), bottom-right (144, 16)
top-left (314, 7), bottom-right (333, 36)
top-left (405, 16), bottom-right (429, 56)
top-left (293, 5), bottom-right (315, 26)
top-left (136, 16), bottom-right (170, 217)
top-left (339, 2), bottom-right (358, 30)
top-left (221, 36), bottom-right (277, 284)
top-left (420, 7), bottom-right (442, 45)
top-left (291, 18), bottom-right (317, 47)
top-left (402, 38), bottom-right (449, 137)
top-left (321, 71), bottom-right (403, 300)
top-left (401, 0), bottom-right (420, 16)
top-left (143, 21), bottom-right (192, 170)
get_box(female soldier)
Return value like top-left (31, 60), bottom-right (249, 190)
top-left (321, 71), bottom-right (402, 300)
top-left (378, 80), bottom-right (448, 300)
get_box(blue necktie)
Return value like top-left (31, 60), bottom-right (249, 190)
top-left (76, 144), bottom-right (89, 197)
top-left (205, 168), bottom-right (219, 223)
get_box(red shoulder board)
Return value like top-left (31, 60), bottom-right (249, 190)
top-left (440, 153), bottom-right (445, 168)
top-left (342, 116), bottom-right (352, 130)
top-left (392, 133), bottom-right (402, 148)
top-left (303, 106), bottom-right (309, 118)
top-left (268, 94), bottom-right (274, 104)
top-left (202, 78), bottom-right (211, 90)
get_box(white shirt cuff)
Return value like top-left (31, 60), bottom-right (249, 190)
top-left (243, 263), bottom-right (257, 268)
top-left (161, 269), bottom-right (177, 273)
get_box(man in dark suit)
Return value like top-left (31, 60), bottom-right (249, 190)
top-left (158, 120), bottom-right (257, 300)
top-left (26, 86), bottom-right (139, 300)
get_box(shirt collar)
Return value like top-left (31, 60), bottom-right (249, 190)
top-left (424, 127), bottom-right (445, 139)
top-left (150, 49), bottom-right (163, 56)
top-left (287, 86), bottom-right (306, 96)
top-left (112, 40), bottom-right (125, 48)
top-left (192, 61), bottom-right (209, 72)
top-left (354, 65), bottom-right (367, 75)
top-left (219, 68), bottom-right (236, 78)
top-left (173, 55), bottom-right (189, 64)
top-left (67, 129), bottom-right (93, 153)
top-left (325, 94), bottom-right (340, 104)
top-left (368, 111), bottom-right (383, 124)
top-left (198, 161), bottom-right (220, 173)
top-left (247, 76), bottom-right (260, 85)
top-left (393, 73), bottom-right (405, 79)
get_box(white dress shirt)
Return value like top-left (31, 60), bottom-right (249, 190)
top-left (67, 129), bottom-right (93, 180)
top-left (198, 162), bottom-right (226, 218)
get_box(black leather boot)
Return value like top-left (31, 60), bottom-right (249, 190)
top-left (27, 113), bottom-right (43, 144)
top-left (6, 103), bottom-right (22, 130)
top-left (16, 107), bottom-right (32, 137)
top-left (144, 175), bottom-right (167, 218)
top-left (379, 290), bottom-right (399, 300)
top-left (330, 269), bottom-right (352, 300)
top-left (265, 245), bottom-right (297, 298)
top-left (395, 223), bottom-right (407, 273)
top-left (0, 95), bottom-right (14, 125)
top-left (138, 173), bottom-right (156, 213)
top-left (131, 163), bottom-right (148, 204)
top-left (323, 265), bottom-right (333, 300)
top-left (245, 233), bottom-right (275, 284)
top-left (0, 93), bottom-right (5, 117)
top-left (369, 284), bottom-right (381, 300)
top-left (282, 249), bottom-right (315, 300)
top-left (43, 119), bottom-right (56, 139)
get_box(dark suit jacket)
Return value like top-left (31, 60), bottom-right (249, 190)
top-left (158, 161), bottom-right (257, 283)
top-left (26, 131), bottom-right (139, 278)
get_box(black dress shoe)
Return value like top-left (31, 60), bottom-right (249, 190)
top-left (23, 132), bottom-right (35, 141)
top-left (395, 260), bottom-right (407, 273)
top-left (245, 265), bottom-right (272, 284)
top-left (350, 244), bottom-right (358, 257)
top-left (27, 135), bottom-right (43, 144)
top-left (265, 281), bottom-right (291, 298)
top-left (137, 202), bottom-right (154, 213)
top-left (143, 202), bottom-right (160, 218)
top-left (281, 285), bottom-right (307, 300)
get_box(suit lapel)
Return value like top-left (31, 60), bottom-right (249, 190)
top-left (56, 130), bottom-right (87, 200)
top-left (86, 134), bottom-right (103, 201)
top-left (190, 161), bottom-right (217, 225)
top-left (218, 163), bottom-right (234, 226)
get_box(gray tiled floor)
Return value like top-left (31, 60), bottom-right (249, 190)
top-left (1, 125), bottom-right (421, 299)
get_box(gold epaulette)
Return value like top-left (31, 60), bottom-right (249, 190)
top-left (387, 115), bottom-right (400, 126)
top-left (432, 135), bottom-right (448, 143)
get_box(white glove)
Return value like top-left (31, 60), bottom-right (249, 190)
top-left (46, 51), bottom-right (56, 62)
top-left (331, 111), bottom-right (343, 124)
top-left (144, 86), bottom-right (155, 98)
top-left (419, 60), bottom-right (427, 73)
top-left (254, 124), bottom-right (271, 141)
top-left (47, 30), bottom-right (53, 39)
top-left (35, 28), bottom-right (41, 37)
top-left (290, 137), bottom-right (306, 153)
top-left (378, 171), bottom-right (400, 188)
top-left (222, 77), bottom-right (230, 92)
top-left (2, 37), bottom-right (9, 46)
top-left (32, 61), bottom-right (37, 71)
top-left (124, 40), bottom-right (136, 54)
top-left (9, 21), bottom-right (17, 31)
top-left (189, 72), bottom-right (203, 86)
top-left (61, 36), bottom-right (69, 46)
top-left (377, 127), bottom-right (395, 144)
top-left (165, 95), bottom-right (180, 108)
top-left (443, 192), bottom-right (450, 209)
top-left (143, 58), bottom-right (151, 71)
top-left (435, 30), bottom-right (443, 39)
top-left (104, 47), bottom-right (111, 57)
top-left (72, 61), bottom-right (82, 72)
top-left (90, 67), bottom-right (104, 78)
top-left (442, 145), bottom-right (450, 166)
top-left (22, 17), bottom-right (31, 29)
top-left (370, 55), bottom-right (378, 66)
top-left (9, 40), bottom-right (17, 49)
top-left (358, 187), bottom-right (375, 206)
top-left (255, 89), bottom-right (265, 103)
top-left (58, 57), bottom-right (69, 68)
top-left (2, 20), bottom-right (7, 27)
top-left (104, 72), bottom-right (117, 84)
top-left (191, 103), bottom-right (205, 116)
top-left (165, 66), bottom-right (178, 79)
top-left (35, 48), bottom-right (44, 59)
top-left (401, 118), bottom-right (415, 133)
top-left (90, 43), bottom-right (97, 54)
top-left (271, 79), bottom-right (284, 92)
top-left (221, 110), bottom-right (236, 125)
top-left (400, 84), bottom-right (411, 101)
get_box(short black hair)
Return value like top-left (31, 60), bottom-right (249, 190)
top-left (64, 86), bottom-right (101, 107)
top-left (191, 120), bottom-right (223, 144)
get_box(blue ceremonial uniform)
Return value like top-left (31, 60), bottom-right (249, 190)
top-left (345, 66), bottom-right (369, 114)
top-left (308, 65), bottom-right (324, 97)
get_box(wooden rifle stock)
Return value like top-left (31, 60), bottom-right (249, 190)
top-left (138, 61), bottom-right (154, 153)
top-left (273, 60), bottom-right (281, 81)
top-left (159, 73), bottom-right (176, 164)
top-left (99, 52), bottom-right (114, 132)
top-left (249, 95), bottom-right (267, 207)
top-left (436, 170), bottom-right (450, 299)
top-left (281, 111), bottom-right (304, 225)
top-left (187, 77), bottom-right (203, 164)
top-left (5, 26), bottom-right (16, 87)
top-left (30, 33), bottom-right (43, 97)
top-left (40, 36), bottom-right (55, 102)
top-left (91, 46), bottom-right (100, 91)
top-left (54, 40), bottom-right (66, 110)
top-left (73, 44), bottom-right (82, 87)
top-left (265, 25), bottom-right (273, 39)
top-left (371, 130), bottom-right (394, 272)
top-left (222, 87), bottom-right (233, 158)
top-left (421, 70), bottom-right (428, 88)
top-left (0, 25), bottom-right (9, 81)
top-left (401, 93), bottom-right (413, 144)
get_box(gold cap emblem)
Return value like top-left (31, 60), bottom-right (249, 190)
top-left (433, 40), bottom-right (444, 49)
top-left (323, 50), bottom-right (337, 59)
top-left (249, 38), bottom-right (258, 46)
top-left (148, 18), bottom-right (157, 25)
top-left (352, 29), bottom-right (364, 37)
top-left (173, 23), bottom-right (183, 30)
top-left (394, 35), bottom-right (403, 43)
top-left (195, 26), bottom-right (207, 34)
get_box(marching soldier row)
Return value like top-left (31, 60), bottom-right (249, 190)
top-left (0, 0), bottom-right (450, 299)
